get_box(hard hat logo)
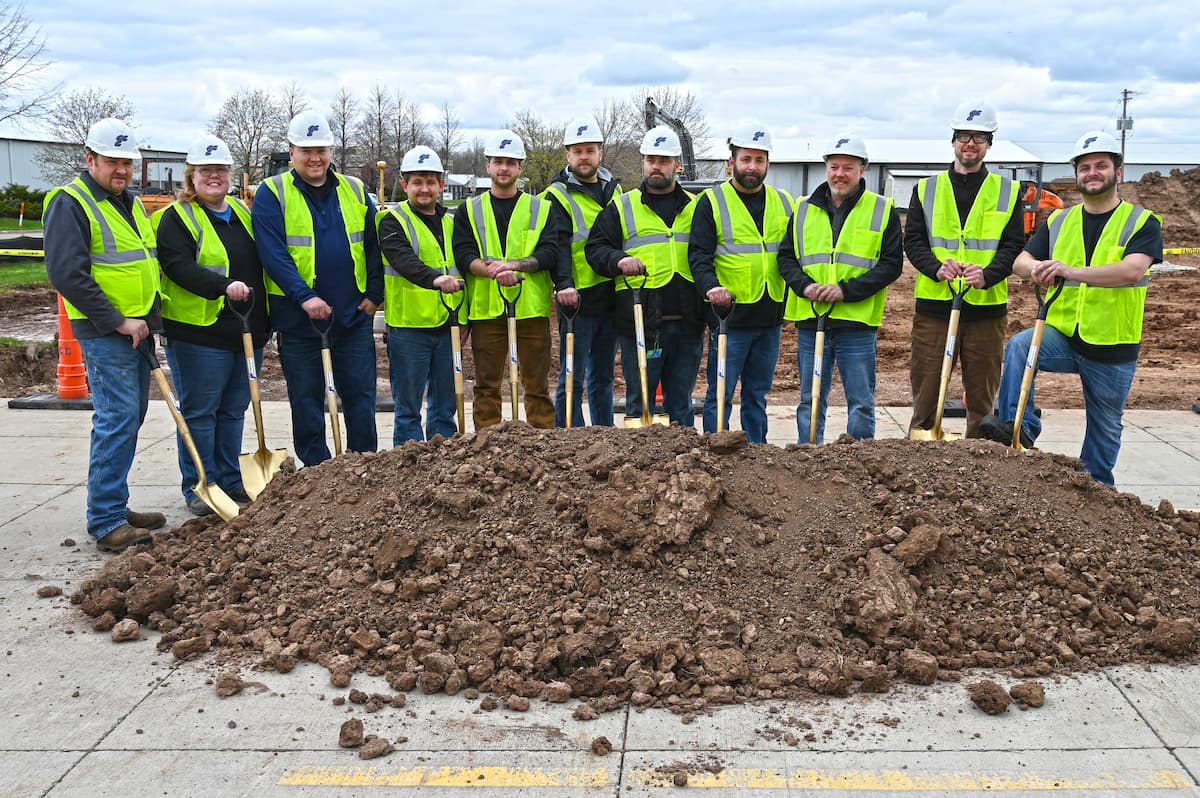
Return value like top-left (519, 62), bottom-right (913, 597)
top-left (499, 139), bottom-right (512, 149)
top-left (966, 109), bottom-right (982, 122)
top-left (576, 125), bottom-right (588, 136)
top-left (205, 145), bottom-right (218, 156)
top-left (1083, 136), bottom-right (1098, 149)
top-left (418, 153), bottom-right (430, 163)
top-left (306, 125), bottom-right (320, 137)
top-left (654, 136), bottom-right (667, 148)
top-left (752, 131), bottom-right (766, 141)
top-left (115, 135), bottom-right (128, 148)
top-left (836, 138), bottom-right (849, 148)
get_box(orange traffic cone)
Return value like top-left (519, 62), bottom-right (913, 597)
top-left (655, 382), bottom-right (664, 406)
top-left (56, 293), bottom-right (88, 399)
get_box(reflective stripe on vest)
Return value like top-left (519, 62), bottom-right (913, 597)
top-left (47, 178), bottom-right (159, 320)
top-left (707, 181), bottom-right (793, 304)
top-left (1044, 201), bottom-right (1156, 345)
top-left (261, 171), bottom-right (367, 296)
top-left (913, 171), bottom-right (1018, 306)
top-left (783, 190), bottom-right (893, 326)
top-left (464, 192), bottom-right (552, 320)
top-left (155, 198), bottom-right (253, 327)
top-left (380, 202), bottom-right (459, 328)
top-left (614, 189), bottom-right (697, 291)
top-left (542, 181), bottom-right (618, 291)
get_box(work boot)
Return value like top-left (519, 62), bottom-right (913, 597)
top-left (980, 414), bottom-right (1034, 448)
top-left (186, 496), bottom-right (215, 517)
top-left (125, 509), bottom-right (166, 530)
top-left (96, 523), bottom-right (152, 554)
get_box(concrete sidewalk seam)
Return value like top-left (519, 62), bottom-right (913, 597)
top-left (1104, 668), bottom-right (1200, 787)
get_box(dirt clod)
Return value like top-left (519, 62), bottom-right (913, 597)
top-left (968, 680), bottom-right (1011, 715)
top-left (591, 735), bottom-right (612, 756)
top-left (359, 736), bottom-right (393, 760)
top-left (215, 671), bottom-right (244, 698)
top-left (36, 585), bottom-right (62, 598)
top-left (1009, 681), bottom-right (1046, 708)
top-left (110, 618), bottom-right (140, 642)
top-left (339, 718), bottom-right (364, 748)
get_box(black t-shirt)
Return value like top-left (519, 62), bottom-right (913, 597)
top-left (1024, 204), bottom-right (1162, 362)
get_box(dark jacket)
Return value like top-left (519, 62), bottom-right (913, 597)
top-left (546, 165), bottom-right (620, 318)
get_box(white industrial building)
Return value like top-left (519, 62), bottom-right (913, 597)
top-left (0, 133), bottom-right (185, 192)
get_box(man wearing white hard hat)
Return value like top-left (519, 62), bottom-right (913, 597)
top-left (904, 99), bottom-right (1024, 439)
top-left (981, 131), bottom-right (1162, 486)
top-left (44, 117), bottom-right (166, 552)
top-left (543, 116), bottom-right (622, 427)
top-left (689, 124), bottom-right (794, 442)
top-left (377, 145), bottom-right (464, 443)
top-left (452, 130), bottom-right (559, 429)
top-left (778, 136), bottom-right (903, 444)
top-left (585, 125), bottom-right (705, 426)
top-left (153, 134), bottom-right (269, 514)
top-left (252, 109), bottom-right (384, 466)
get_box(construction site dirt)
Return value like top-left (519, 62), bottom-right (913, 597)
top-left (73, 424), bottom-right (1200, 720)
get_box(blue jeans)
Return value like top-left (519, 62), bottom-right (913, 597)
top-left (387, 326), bottom-right (456, 445)
top-left (619, 320), bottom-right (703, 427)
top-left (703, 326), bottom-right (781, 443)
top-left (79, 333), bottom-right (151, 539)
top-left (555, 313), bottom-right (617, 427)
top-left (278, 320), bottom-right (378, 466)
top-left (998, 325), bottom-right (1137, 487)
top-left (796, 327), bottom-right (878, 444)
top-left (166, 339), bottom-right (259, 503)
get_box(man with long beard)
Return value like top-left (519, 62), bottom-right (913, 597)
top-left (980, 131), bottom-right (1162, 486)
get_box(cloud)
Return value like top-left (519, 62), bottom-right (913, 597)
top-left (585, 48), bottom-right (690, 87)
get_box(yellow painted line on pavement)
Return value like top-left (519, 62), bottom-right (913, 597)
top-left (0, 248), bottom-right (44, 256)
top-left (631, 767), bottom-right (1192, 790)
top-left (279, 764), bottom-right (610, 787)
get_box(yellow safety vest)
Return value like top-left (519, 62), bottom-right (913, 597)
top-left (379, 202), bottom-right (460, 328)
top-left (612, 188), bottom-right (697, 292)
top-left (46, 177), bottom-right (159, 321)
top-left (463, 192), bottom-right (552, 320)
top-left (154, 198), bottom-right (254, 327)
top-left (784, 190), bottom-right (894, 326)
top-left (914, 171), bottom-right (1018, 306)
top-left (260, 171), bottom-right (368, 296)
top-left (704, 181), bottom-right (793, 304)
top-left (542, 180), bottom-right (620, 291)
top-left (1044, 201), bottom-right (1157, 345)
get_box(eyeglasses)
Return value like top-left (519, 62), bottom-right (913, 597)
top-left (953, 132), bottom-right (991, 145)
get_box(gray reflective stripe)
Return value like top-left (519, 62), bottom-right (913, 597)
top-left (394, 209), bottom-right (421, 260)
top-left (1119, 205), bottom-right (1147, 246)
top-left (627, 233), bottom-right (670, 247)
top-left (348, 231), bottom-right (365, 244)
top-left (839, 253), bottom-right (877, 269)
top-left (798, 253), bottom-right (828, 266)
top-left (550, 185), bottom-right (589, 241)
top-left (468, 197), bottom-right (493, 261)
top-left (267, 174), bottom-right (288, 217)
top-left (1047, 209), bottom-right (1068, 253)
top-left (921, 177), bottom-right (937, 237)
top-left (344, 176), bottom-right (365, 204)
top-left (385, 263), bottom-right (403, 278)
top-left (773, 187), bottom-right (793, 218)
top-left (618, 194), bottom-right (637, 237)
top-left (711, 187), bottom-right (736, 244)
top-left (68, 186), bottom-right (118, 255)
top-left (93, 250), bottom-right (151, 265)
top-left (716, 242), bottom-right (766, 255)
top-left (996, 176), bottom-right (1015, 214)
top-left (928, 235), bottom-right (959, 250)
top-left (962, 237), bottom-right (999, 251)
top-left (869, 194), bottom-right (886, 232)
top-left (178, 202), bottom-right (204, 254)
top-left (527, 195), bottom-right (544, 230)
top-left (195, 263), bottom-right (226, 274)
top-left (675, 233), bottom-right (690, 243)
top-left (286, 235), bottom-right (313, 247)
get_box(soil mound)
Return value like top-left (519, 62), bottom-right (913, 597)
top-left (73, 425), bottom-right (1200, 712)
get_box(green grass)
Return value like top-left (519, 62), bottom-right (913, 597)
top-left (0, 258), bottom-right (49, 291)
top-left (0, 218), bottom-right (42, 230)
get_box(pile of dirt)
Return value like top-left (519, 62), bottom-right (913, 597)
top-left (73, 424), bottom-right (1200, 713)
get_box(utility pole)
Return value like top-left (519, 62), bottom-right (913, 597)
top-left (1117, 89), bottom-right (1136, 164)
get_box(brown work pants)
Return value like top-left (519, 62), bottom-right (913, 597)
top-left (909, 312), bottom-right (1006, 438)
top-left (470, 316), bottom-right (554, 429)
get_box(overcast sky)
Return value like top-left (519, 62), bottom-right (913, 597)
top-left (13, 0), bottom-right (1200, 154)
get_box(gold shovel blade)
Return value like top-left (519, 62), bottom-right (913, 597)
top-left (908, 426), bottom-right (963, 441)
top-left (239, 447), bottom-right (288, 500)
top-left (193, 482), bottom-right (242, 522)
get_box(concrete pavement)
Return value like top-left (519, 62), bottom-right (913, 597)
top-left (2, 398), bottom-right (1199, 797)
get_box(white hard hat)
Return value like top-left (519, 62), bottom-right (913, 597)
top-left (186, 134), bottom-right (233, 166)
top-left (640, 125), bottom-right (682, 157)
top-left (85, 118), bottom-right (140, 159)
top-left (563, 116), bottom-right (603, 146)
top-left (951, 99), bottom-right (998, 133)
top-left (287, 110), bottom-right (334, 147)
top-left (1071, 130), bottom-right (1121, 165)
top-left (730, 124), bottom-right (772, 152)
top-left (824, 135), bottom-right (869, 163)
top-left (484, 129), bottom-right (526, 159)
top-left (401, 145), bottom-right (444, 174)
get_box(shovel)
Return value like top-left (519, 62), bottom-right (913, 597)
top-left (498, 278), bottom-right (524, 422)
top-left (711, 297), bottom-right (736, 433)
top-left (440, 283), bottom-right (467, 434)
top-left (1012, 277), bottom-right (1066, 450)
top-left (623, 274), bottom-right (669, 428)
top-left (310, 316), bottom-right (343, 455)
top-left (807, 300), bottom-right (834, 445)
top-left (560, 298), bottom-right (579, 427)
top-left (140, 339), bottom-right (240, 521)
top-left (910, 278), bottom-right (970, 441)
top-left (228, 289), bottom-right (286, 500)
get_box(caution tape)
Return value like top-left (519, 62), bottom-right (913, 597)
top-left (0, 248), bottom-right (44, 257)
top-left (1164, 247), bottom-right (1200, 255)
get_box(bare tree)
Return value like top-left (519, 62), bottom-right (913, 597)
top-left (210, 88), bottom-right (285, 183)
top-left (434, 99), bottom-right (463, 172)
top-left (630, 85), bottom-right (712, 155)
top-left (329, 86), bottom-right (358, 174)
top-left (0, 3), bottom-right (56, 125)
top-left (592, 97), bottom-right (639, 185)
top-left (457, 135), bottom-right (486, 178)
top-left (354, 83), bottom-right (393, 187)
top-left (278, 79), bottom-right (310, 121)
top-left (388, 92), bottom-right (428, 198)
top-left (34, 87), bottom-right (135, 185)
top-left (507, 108), bottom-right (564, 193)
